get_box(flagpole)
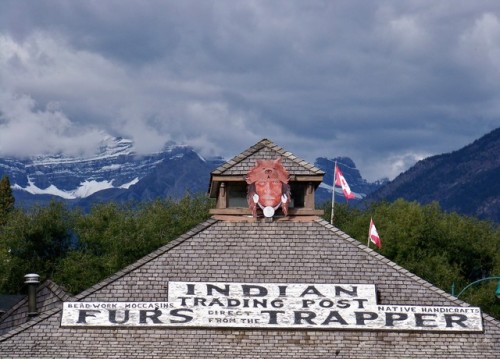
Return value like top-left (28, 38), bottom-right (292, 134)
top-left (330, 161), bottom-right (336, 224)
top-left (367, 218), bottom-right (371, 247)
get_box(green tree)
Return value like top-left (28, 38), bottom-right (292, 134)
top-left (54, 195), bottom-right (214, 293)
top-left (0, 233), bottom-right (13, 291)
top-left (0, 176), bottom-right (15, 225)
top-left (0, 201), bottom-right (73, 293)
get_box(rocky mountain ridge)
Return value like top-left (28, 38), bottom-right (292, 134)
top-left (0, 137), bottom-right (224, 209)
top-left (1, 129), bottom-right (498, 223)
top-left (363, 127), bottom-right (500, 222)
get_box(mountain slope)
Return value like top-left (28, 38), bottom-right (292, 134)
top-left (363, 128), bottom-right (500, 222)
top-left (78, 149), bottom-right (221, 209)
top-left (0, 137), bottom-right (224, 209)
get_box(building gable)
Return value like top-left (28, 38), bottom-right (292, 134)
top-left (210, 138), bottom-right (324, 177)
top-left (1, 218), bottom-right (499, 358)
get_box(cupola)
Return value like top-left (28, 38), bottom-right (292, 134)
top-left (208, 139), bottom-right (324, 220)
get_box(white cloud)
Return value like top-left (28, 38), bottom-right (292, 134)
top-left (385, 14), bottom-right (430, 56)
top-left (385, 152), bottom-right (430, 180)
top-left (457, 12), bottom-right (500, 82)
top-left (0, 31), bottom-right (266, 157)
top-left (0, 90), bottom-right (103, 157)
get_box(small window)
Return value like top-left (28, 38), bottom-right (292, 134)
top-left (290, 182), bottom-right (305, 208)
top-left (227, 182), bottom-right (248, 207)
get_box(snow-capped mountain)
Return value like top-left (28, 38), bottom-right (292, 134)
top-left (2, 131), bottom-right (496, 223)
top-left (0, 137), bottom-right (224, 209)
top-left (0, 136), bottom-right (385, 211)
top-left (8, 137), bottom-right (142, 199)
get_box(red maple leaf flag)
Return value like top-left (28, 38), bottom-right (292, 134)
top-left (369, 218), bottom-right (382, 249)
top-left (335, 164), bottom-right (356, 199)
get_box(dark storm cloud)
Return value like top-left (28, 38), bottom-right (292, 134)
top-left (0, 0), bottom-right (499, 180)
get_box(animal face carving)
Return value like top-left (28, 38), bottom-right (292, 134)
top-left (246, 158), bottom-right (291, 218)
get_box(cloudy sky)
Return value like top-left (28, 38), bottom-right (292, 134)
top-left (1, 1), bottom-right (499, 181)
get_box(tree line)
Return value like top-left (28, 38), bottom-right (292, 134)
top-left (1, 175), bottom-right (499, 319)
top-left (0, 176), bottom-right (213, 294)
top-left (322, 199), bottom-right (500, 319)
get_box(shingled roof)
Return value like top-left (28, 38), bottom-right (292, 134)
top-left (211, 138), bottom-right (324, 176)
top-left (0, 218), bottom-right (499, 358)
top-left (0, 280), bottom-right (70, 336)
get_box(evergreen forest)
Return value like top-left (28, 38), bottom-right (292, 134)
top-left (0, 175), bottom-right (499, 320)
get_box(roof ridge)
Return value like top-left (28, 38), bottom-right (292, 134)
top-left (0, 296), bottom-right (26, 326)
top-left (211, 139), bottom-right (268, 174)
top-left (211, 138), bottom-right (324, 175)
top-left (44, 280), bottom-right (71, 301)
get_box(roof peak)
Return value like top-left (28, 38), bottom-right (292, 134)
top-left (211, 138), bottom-right (324, 176)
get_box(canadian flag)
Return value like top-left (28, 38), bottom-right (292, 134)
top-left (335, 164), bottom-right (356, 199)
top-left (369, 218), bottom-right (382, 249)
